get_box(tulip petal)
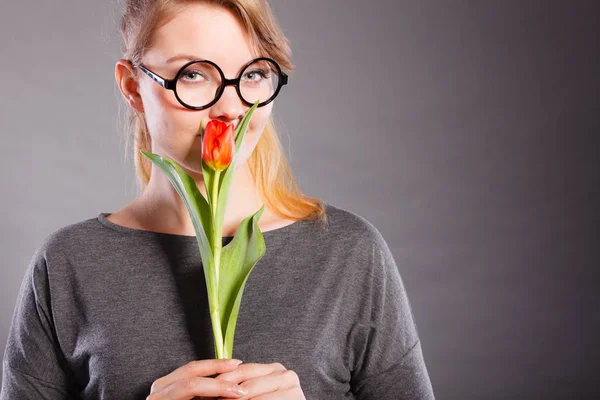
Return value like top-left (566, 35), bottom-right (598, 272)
top-left (202, 120), bottom-right (235, 171)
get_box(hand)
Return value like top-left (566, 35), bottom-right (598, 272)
top-left (214, 362), bottom-right (306, 400)
top-left (146, 358), bottom-right (250, 400)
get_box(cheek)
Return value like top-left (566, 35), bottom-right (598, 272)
top-left (249, 104), bottom-right (272, 135)
top-left (139, 80), bottom-right (167, 110)
top-left (139, 83), bottom-right (170, 133)
top-left (236, 105), bottom-right (272, 163)
top-left (245, 106), bottom-right (271, 146)
top-left (141, 82), bottom-right (208, 141)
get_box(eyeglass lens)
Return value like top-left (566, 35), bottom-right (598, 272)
top-left (176, 59), bottom-right (280, 108)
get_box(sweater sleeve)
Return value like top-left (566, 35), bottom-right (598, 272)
top-left (349, 226), bottom-right (435, 399)
top-left (1, 247), bottom-right (80, 399)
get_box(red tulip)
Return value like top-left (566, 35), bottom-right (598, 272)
top-left (202, 120), bottom-right (235, 171)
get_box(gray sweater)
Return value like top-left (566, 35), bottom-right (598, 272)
top-left (1, 202), bottom-right (434, 399)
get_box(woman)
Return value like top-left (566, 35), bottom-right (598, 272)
top-left (1, 1), bottom-right (435, 399)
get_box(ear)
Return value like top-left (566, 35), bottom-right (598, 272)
top-left (115, 59), bottom-right (144, 113)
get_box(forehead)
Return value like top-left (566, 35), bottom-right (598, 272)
top-left (146, 3), bottom-right (259, 73)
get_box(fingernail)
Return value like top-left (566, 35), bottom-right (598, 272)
top-left (228, 359), bottom-right (243, 365)
top-left (231, 385), bottom-right (248, 395)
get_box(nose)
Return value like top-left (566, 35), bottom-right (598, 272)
top-left (208, 82), bottom-right (245, 123)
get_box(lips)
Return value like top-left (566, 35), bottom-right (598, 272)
top-left (197, 123), bottom-right (242, 135)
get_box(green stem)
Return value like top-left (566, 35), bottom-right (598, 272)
top-left (209, 170), bottom-right (224, 358)
top-left (210, 286), bottom-right (224, 358)
top-left (211, 170), bottom-right (221, 284)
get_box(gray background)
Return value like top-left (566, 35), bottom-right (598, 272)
top-left (1, 0), bottom-right (599, 398)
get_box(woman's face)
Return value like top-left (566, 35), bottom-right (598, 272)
top-left (135, 3), bottom-right (273, 175)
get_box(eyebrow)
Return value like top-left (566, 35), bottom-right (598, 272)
top-left (166, 54), bottom-right (201, 64)
top-left (165, 54), bottom-right (260, 67)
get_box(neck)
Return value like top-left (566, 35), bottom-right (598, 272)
top-left (138, 162), bottom-right (265, 237)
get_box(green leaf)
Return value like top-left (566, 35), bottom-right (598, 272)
top-left (140, 150), bottom-right (215, 283)
top-left (218, 204), bottom-right (266, 357)
top-left (201, 158), bottom-right (216, 212)
top-left (234, 100), bottom-right (260, 153)
top-left (213, 100), bottom-right (260, 236)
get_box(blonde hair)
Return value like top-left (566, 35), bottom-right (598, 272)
top-left (119, 0), bottom-right (327, 223)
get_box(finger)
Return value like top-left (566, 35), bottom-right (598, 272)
top-left (215, 362), bottom-right (286, 384)
top-left (218, 369), bottom-right (299, 399)
top-left (150, 376), bottom-right (248, 400)
top-left (151, 359), bottom-right (243, 392)
top-left (246, 386), bottom-right (305, 400)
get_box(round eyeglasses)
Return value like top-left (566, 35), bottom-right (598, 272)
top-left (132, 57), bottom-right (288, 110)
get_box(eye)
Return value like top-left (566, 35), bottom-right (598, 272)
top-left (243, 69), bottom-right (270, 82)
top-left (179, 70), bottom-right (209, 83)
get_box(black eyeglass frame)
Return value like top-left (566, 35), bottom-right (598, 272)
top-left (132, 57), bottom-right (288, 110)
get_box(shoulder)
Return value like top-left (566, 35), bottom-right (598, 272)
top-left (317, 202), bottom-right (393, 267)
top-left (18, 215), bottom-right (102, 291)
top-left (321, 202), bottom-right (388, 247)
top-left (32, 215), bottom-right (104, 264)
top-left (317, 203), bottom-right (403, 295)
